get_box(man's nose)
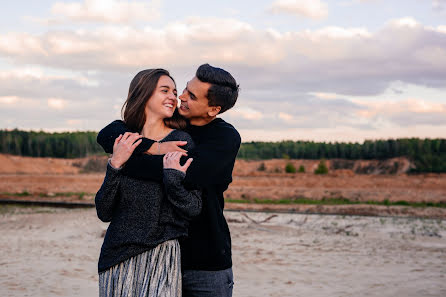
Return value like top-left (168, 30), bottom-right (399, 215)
top-left (179, 93), bottom-right (186, 101)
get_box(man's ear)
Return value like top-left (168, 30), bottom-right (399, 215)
top-left (207, 106), bottom-right (221, 117)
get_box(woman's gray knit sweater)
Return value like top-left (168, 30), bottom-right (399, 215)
top-left (95, 130), bottom-right (201, 273)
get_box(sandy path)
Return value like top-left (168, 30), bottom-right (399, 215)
top-left (1, 207), bottom-right (445, 297)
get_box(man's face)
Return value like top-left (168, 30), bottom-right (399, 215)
top-left (178, 76), bottom-right (213, 125)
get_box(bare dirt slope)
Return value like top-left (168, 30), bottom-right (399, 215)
top-left (0, 154), bottom-right (445, 218)
top-left (0, 154), bottom-right (82, 174)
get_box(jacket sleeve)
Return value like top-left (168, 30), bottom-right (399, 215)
top-left (163, 169), bottom-right (202, 219)
top-left (96, 120), bottom-right (155, 154)
top-left (95, 161), bottom-right (122, 222)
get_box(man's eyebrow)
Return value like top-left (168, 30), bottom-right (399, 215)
top-left (186, 82), bottom-right (196, 99)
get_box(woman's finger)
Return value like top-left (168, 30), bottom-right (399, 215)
top-left (122, 132), bottom-right (131, 141)
top-left (131, 139), bottom-right (142, 150)
top-left (128, 134), bottom-right (142, 145)
top-left (123, 133), bottom-right (136, 143)
top-left (181, 158), bottom-right (193, 172)
top-left (175, 141), bottom-right (187, 146)
top-left (114, 134), bottom-right (123, 146)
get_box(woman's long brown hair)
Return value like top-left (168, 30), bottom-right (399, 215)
top-left (121, 69), bottom-right (187, 132)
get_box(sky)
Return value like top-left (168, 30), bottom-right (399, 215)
top-left (1, 0), bottom-right (446, 142)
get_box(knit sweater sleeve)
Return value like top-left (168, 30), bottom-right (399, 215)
top-left (95, 161), bottom-right (121, 222)
top-left (163, 169), bottom-right (202, 218)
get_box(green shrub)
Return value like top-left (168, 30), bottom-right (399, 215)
top-left (257, 162), bottom-right (266, 171)
top-left (285, 162), bottom-right (296, 173)
top-left (298, 165), bottom-right (305, 173)
top-left (314, 159), bottom-right (329, 174)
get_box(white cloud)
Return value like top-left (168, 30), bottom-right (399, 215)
top-left (50, 0), bottom-right (162, 24)
top-left (227, 106), bottom-right (264, 120)
top-left (2, 11), bottom-right (446, 139)
top-left (0, 96), bottom-right (20, 104)
top-left (269, 0), bottom-right (328, 20)
top-left (66, 119), bottom-right (83, 126)
top-left (433, 0), bottom-right (446, 10)
top-left (1, 16), bottom-right (445, 98)
top-left (309, 92), bottom-right (340, 99)
top-left (47, 98), bottom-right (67, 110)
top-left (237, 124), bottom-right (446, 142)
top-left (390, 17), bottom-right (419, 28)
top-left (357, 98), bottom-right (446, 118)
top-left (0, 67), bottom-right (99, 87)
top-left (278, 112), bottom-right (294, 122)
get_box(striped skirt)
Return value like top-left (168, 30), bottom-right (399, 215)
top-left (99, 240), bottom-right (181, 297)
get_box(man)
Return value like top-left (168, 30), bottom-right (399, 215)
top-left (97, 63), bottom-right (241, 296)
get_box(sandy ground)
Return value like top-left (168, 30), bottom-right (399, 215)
top-left (1, 206), bottom-right (445, 297)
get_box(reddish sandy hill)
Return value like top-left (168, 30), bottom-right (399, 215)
top-left (233, 157), bottom-right (413, 176)
top-left (0, 154), bottom-right (82, 174)
top-left (0, 154), bottom-right (109, 175)
top-left (0, 154), bottom-right (413, 175)
top-left (1, 154), bottom-right (445, 219)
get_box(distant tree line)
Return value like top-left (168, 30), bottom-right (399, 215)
top-left (0, 129), bottom-right (104, 158)
top-left (1, 129), bottom-right (445, 172)
top-left (238, 139), bottom-right (446, 173)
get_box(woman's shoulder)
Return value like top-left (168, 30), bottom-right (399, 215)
top-left (168, 129), bottom-right (192, 140)
top-left (165, 130), bottom-right (195, 149)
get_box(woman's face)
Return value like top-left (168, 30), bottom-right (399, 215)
top-left (145, 75), bottom-right (178, 120)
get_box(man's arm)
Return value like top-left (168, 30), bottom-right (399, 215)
top-left (97, 120), bottom-right (154, 154)
top-left (112, 130), bottom-right (239, 184)
top-left (97, 120), bottom-right (189, 182)
top-left (97, 120), bottom-right (162, 181)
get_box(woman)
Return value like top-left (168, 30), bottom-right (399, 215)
top-left (95, 69), bottom-right (201, 297)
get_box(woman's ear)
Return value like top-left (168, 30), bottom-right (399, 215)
top-left (208, 106), bottom-right (221, 117)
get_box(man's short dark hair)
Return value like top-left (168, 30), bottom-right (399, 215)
top-left (196, 64), bottom-right (239, 114)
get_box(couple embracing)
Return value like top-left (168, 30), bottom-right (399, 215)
top-left (95, 64), bottom-right (241, 297)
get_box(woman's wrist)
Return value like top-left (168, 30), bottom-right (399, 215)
top-left (146, 141), bottom-right (161, 155)
top-left (109, 157), bottom-right (123, 169)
